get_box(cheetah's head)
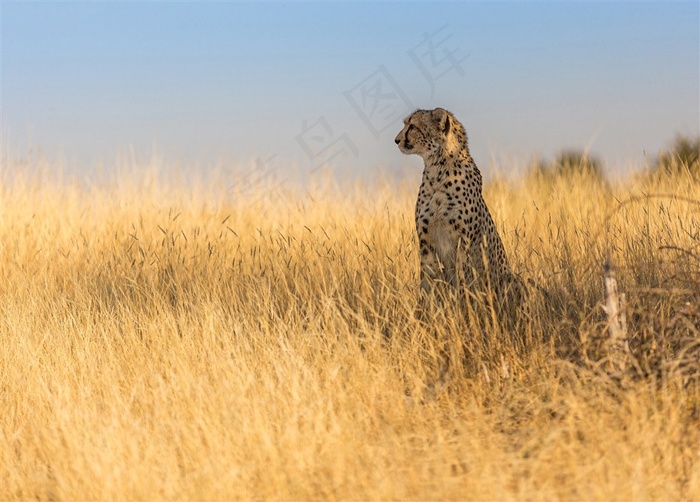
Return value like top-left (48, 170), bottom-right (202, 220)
top-left (394, 107), bottom-right (464, 160)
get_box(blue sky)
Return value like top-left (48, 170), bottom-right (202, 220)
top-left (2, 1), bottom-right (699, 178)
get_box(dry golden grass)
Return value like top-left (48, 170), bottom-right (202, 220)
top-left (1, 154), bottom-right (699, 500)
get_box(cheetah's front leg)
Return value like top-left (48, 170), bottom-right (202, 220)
top-left (415, 240), bottom-right (450, 322)
top-left (419, 239), bottom-right (442, 293)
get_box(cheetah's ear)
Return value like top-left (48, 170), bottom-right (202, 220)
top-left (433, 107), bottom-right (451, 136)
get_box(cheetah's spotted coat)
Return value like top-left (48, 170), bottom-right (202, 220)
top-left (395, 107), bottom-right (525, 314)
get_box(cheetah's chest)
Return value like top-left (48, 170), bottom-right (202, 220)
top-left (416, 189), bottom-right (460, 263)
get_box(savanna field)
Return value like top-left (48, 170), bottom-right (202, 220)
top-left (1, 152), bottom-right (699, 500)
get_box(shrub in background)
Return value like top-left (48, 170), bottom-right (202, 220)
top-left (653, 135), bottom-right (700, 178)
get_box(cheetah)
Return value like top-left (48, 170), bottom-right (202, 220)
top-left (394, 107), bottom-right (525, 318)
